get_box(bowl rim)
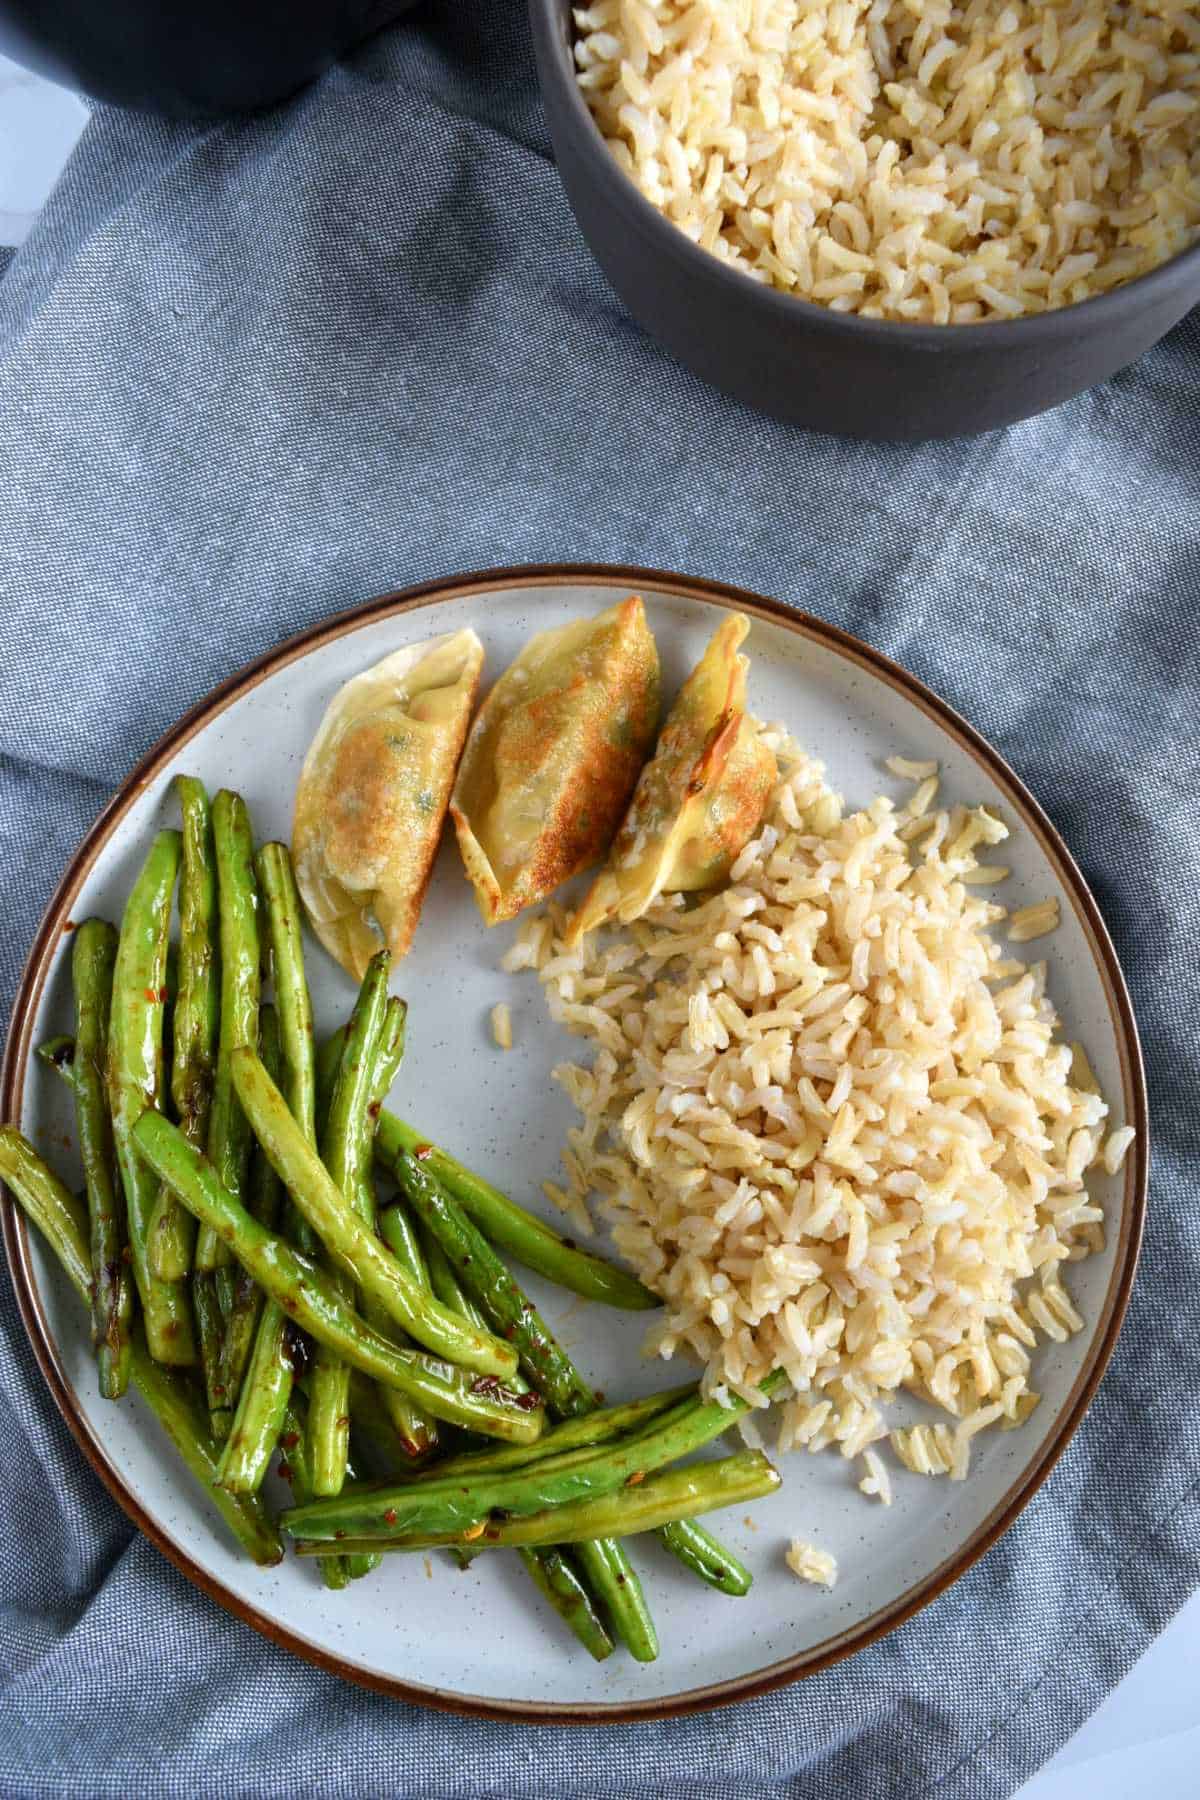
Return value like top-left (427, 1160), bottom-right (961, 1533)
top-left (530, 0), bottom-right (1200, 349)
top-left (1, 562), bottom-right (1149, 1723)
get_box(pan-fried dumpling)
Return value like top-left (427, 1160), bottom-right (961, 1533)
top-left (293, 628), bottom-right (484, 977)
top-left (450, 596), bottom-right (660, 924)
top-left (568, 613), bottom-right (776, 940)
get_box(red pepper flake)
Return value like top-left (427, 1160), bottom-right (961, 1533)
top-left (414, 1143), bottom-right (434, 1161)
top-left (143, 987), bottom-right (157, 1002)
top-left (279, 1431), bottom-right (300, 1451)
top-left (334, 1530), bottom-right (346, 1540)
top-left (626, 1470), bottom-right (646, 1486)
top-left (63, 920), bottom-right (77, 934)
top-left (383, 1508), bottom-right (398, 1526)
top-left (158, 986), bottom-right (169, 1003)
top-left (367, 1101), bottom-right (381, 1120)
top-left (277, 1460), bottom-right (293, 1482)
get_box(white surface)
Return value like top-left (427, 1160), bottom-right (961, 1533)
top-left (13, 578), bottom-right (1139, 1715)
top-left (0, 54), bottom-right (87, 247)
top-left (1, 52), bottom-right (1193, 1790)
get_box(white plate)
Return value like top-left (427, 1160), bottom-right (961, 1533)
top-left (1, 567), bottom-right (1146, 1720)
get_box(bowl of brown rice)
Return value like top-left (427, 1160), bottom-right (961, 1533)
top-left (530, 0), bottom-right (1200, 437)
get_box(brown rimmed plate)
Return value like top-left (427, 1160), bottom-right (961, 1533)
top-left (1, 566), bottom-right (1147, 1720)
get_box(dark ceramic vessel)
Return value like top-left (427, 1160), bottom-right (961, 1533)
top-left (0, 0), bottom-right (414, 116)
top-left (530, 0), bottom-right (1200, 439)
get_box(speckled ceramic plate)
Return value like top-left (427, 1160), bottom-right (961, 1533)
top-left (1, 566), bottom-right (1147, 1720)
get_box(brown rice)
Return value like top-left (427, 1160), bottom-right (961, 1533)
top-left (786, 1537), bottom-right (839, 1585)
top-left (505, 728), bottom-right (1130, 1490)
top-left (573, 0), bottom-right (1200, 322)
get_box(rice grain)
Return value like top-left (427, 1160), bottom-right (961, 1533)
top-left (574, 0), bottom-right (1200, 322)
top-left (511, 729), bottom-right (1128, 1491)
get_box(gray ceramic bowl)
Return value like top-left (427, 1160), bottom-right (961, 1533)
top-left (530, 0), bottom-right (1200, 439)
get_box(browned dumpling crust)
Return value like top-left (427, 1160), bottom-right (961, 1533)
top-left (293, 628), bottom-right (484, 977)
top-left (569, 613), bottom-right (776, 941)
top-left (450, 596), bottom-right (660, 924)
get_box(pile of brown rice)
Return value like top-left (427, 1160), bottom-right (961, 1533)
top-left (504, 729), bottom-right (1135, 1492)
top-left (573, 0), bottom-right (1200, 321)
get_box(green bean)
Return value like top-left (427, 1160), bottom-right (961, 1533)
top-left (223, 844), bottom-right (320, 1491)
top-left (365, 1079), bottom-right (441, 1465)
top-left (355, 999), bottom-right (437, 1462)
top-left (657, 1519), bottom-right (752, 1596)
top-left (215, 1267), bottom-right (236, 1322)
top-left (255, 845), bottom-right (316, 1144)
top-left (228, 994), bottom-right (415, 1489)
top-left (0, 1128), bottom-right (93, 1297)
top-left (313, 1026), bottom-right (346, 1129)
top-left (387, 1152), bottom-right (589, 1414)
top-left (348, 1372), bottom-right (438, 1479)
top-left (371, 999), bottom-right (406, 1108)
top-left (415, 1219), bottom-right (489, 1333)
top-left (372, 1000), bottom-right (406, 1094)
top-left (283, 1378), bottom-right (784, 1542)
top-left (292, 1452), bottom-right (781, 1555)
top-left (161, 942), bottom-right (179, 1118)
top-left (313, 1002), bottom-right (402, 1217)
top-left (309, 953), bottom-right (391, 1496)
top-left (324, 958), bottom-right (389, 1206)
top-left (193, 1269), bottom-right (231, 1437)
top-left (230, 1049), bottom-right (517, 1380)
top-left (107, 829), bottom-right (195, 1366)
top-left (519, 1548), bottom-right (615, 1662)
top-left (63, 923), bottom-right (131, 1398)
top-left (131, 1112), bottom-right (543, 1444)
top-left (132, 1325), bottom-right (283, 1566)
top-left (574, 1538), bottom-right (658, 1662)
top-left (420, 1245), bottom-right (615, 1663)
top-left (217, 1006), bottom-right (285, 1427)
top-left (0, 1128), bottom-right (279, 1564)
top-left (395, 1383), bottom-right (695, 1485)
top-left (218, 1291), bottom-right (296, 1491)
top-left (276, 1401), bottom-right (371, 1590)
top-left (195, 791), bottom-right (260, 1272)
top-left (149, 777), bottom-right (219, 1281)
top-left (399, 1191), bottom-right (606, 1653)
top-left (375, 1111), bottom-right (657, 1311)
top-left (387, 1153), bottom-right (661, 1656)
top-left (379, 1198), bottom-right (430, 1291)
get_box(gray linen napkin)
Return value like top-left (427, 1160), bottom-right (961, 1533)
top-left (1, 7), bottom-right (1197, 1797)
